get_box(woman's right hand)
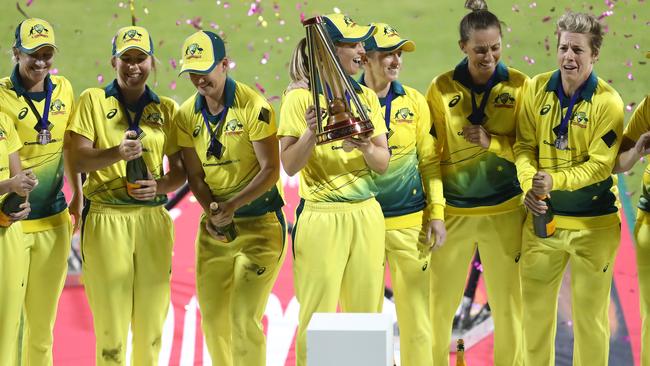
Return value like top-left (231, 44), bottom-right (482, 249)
top-left (10, 202), bottom-right (31, 222)
top-left (524, 189), bottom-right (548, 216)
top-left (118, 131), bottom-right (143, 161)
top-left (10, 169), bottom-right (38, 195)
top-left (304, 105), bottom-right (320, 138)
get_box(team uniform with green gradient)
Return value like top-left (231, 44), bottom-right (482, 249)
top-left (514, 70), bottom-right (623, 366)
top-left (360, 78), bottom-right (443, 366)
top-left (278, 81), bottom-right (387, 366)
top-left (0, 113), bottom-right (26, 366)
top-left (176, 77), bottom-right (285, 366)
top-left (0, 67), bottom-right (74, 366)
top-left (67, 81), bottom-right (178, 366)
top-left (620, 95), bottom-right (650, 366)
top-left (426, 59), bottom-right (527, 366)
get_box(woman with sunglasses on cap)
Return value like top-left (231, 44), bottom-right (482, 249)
top-left (426, 1), bottom-right (528, 364)
top-left (514, 11), bottom-right (624, 365)
top-left (360, 23), bottom-right (445, 366)
top-left (278, 13), bottom-right (390, 366)
top-left (175, 30), bottom-right (286, 366)
top-left (65, 26), bottom-right (185, 365)
top-left (0, 18), bottom-right (80, 366)
top-left (0, 111), bottom-right (36, 365)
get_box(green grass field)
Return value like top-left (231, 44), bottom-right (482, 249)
top-left (0, 0), bottom-right (648, 200)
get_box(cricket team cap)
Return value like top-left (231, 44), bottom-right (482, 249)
top-left (14, 18), bottom-right (57, 54)
top-left (364, 23), bottom-right (415, 52)
top-left (112, 26), bottom-right (154, 56)
top-left (323, 13), bottom-right (376, 44)
top-left (178, 31), bottom-right (226, 75)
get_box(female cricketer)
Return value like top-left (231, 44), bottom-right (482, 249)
top-left (65, 26), bottom-right (185, 365)
top-left (426, 1), bottom-right (528, 364)
top-left (175, 30), bottom-right (286, 366)
top-left (0, 18), bottom-right (81, 366)
top-left (360, 23), bottom-right (445, 366)
top-left (514, 11), bottom-right (624, 366)
top-left (278, 13), bottom-right (390, 366)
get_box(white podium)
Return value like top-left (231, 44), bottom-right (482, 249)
top-left (306, 313), bottom-right (393, 366)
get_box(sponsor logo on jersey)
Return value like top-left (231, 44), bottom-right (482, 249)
top-left (448, 94), bottom-right (461, 108)
top-left (540, 104), bottom-right (551, 115)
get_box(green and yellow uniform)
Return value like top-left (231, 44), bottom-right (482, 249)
top-left (360, 77), bottom-right (443, 366)
top-left (514, 70), bottom-right (623, 366)
top-left (176, 77), bottom-right (286, 366)
top-left (0, 113), bottom-right (26, 366)
top-left (619, 95), bottom-right (650, 366)
top-left (67, 80), bottom-right (178, 366)
top-left (0, 66), bottom-right (74, 366)
top-left (278, 80), bottom-right (387, 366)
top-left (427, 59), bottom-right (528, 366)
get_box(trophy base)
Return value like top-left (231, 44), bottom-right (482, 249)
top-left (316, 118), bottom-right (374, 145)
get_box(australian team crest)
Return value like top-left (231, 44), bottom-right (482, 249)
top-left (185, 43), bottom-right (204, 59)
top-left (29, 24), bottom-right (49, 38)
top-left (144, 112), bottom-right (163, 125)
top-left (393, 107), bottom-right (414, 123)
top-left (570, 111), bottom-right (589, 128)
top-left (383, 25), bottom-right (399, 37)
top-left (122, 29), bottom-right (143, 43)
top-left (493, 93), bottom-right (515, 108)
top-left (50, 99), bottom-right (66, 115)
top-left (224, 119), bottom-right (244, 135)
top-left (343, 16), bottom-right (356, 27)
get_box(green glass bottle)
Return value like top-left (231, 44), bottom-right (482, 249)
top-left (533, 195), bottom-right (556, 238)
top-left (125, 133), bottom-right (149, 196)
top-left (0, 193), bottom-right (27, 227)
top-left (209, 202), bottom-right (238, 242)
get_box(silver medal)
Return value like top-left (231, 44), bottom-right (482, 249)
top-left (37, 129), bottom-right (51, 145)
top-left (554, 134), bottom-right (568, 150)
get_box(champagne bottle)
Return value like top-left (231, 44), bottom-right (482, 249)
top-left (0, 193), bottom-right (28, 227)
top-left (533, 195), bottom-right (556, 238)
top-left (456, 339), bottom-right (467, 366)
top-left (209, 202), bottom-right (238, 242)
top-left (125, 132), bottom-right (149, 197)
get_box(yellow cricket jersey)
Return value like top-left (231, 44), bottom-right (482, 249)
top-left (622, 95), bottom-right (650, 220)
top-left (0, 66), bottom-right (75, 231)
top-left (67, 80), bottom-right (179, 206)
top-left (0, 112), bottom-right (21, 202)
top-left (426, 59), bottom-right (527, 215)
top-left (514, 70), bottom-right (623, 229)
top-left (278, 79), bottom-right (387, 202)
top-left (176, 77), bottom-right (284, 217)
top-left (359, 77), bottom-right (445, 228)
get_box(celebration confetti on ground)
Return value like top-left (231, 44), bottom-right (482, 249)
top-left (97, 74), bottom-right (104, 84)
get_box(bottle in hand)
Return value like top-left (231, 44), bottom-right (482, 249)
top-left (125, 132), bottom-right (149, 197)
top-left (209, 202), bottom-right (238, 242)
top-left (0, 193), bottom-right (28, 227)
top-left (533, 195), bottom-right (556, 238)
top-left (456, 339), bottom-right (467, 366)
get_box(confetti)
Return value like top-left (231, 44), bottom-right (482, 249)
top-left (625, 60), bottom-right (633, 67)
top-left (223, 2), bottom-right (230, 9)
top-left (634, 44), bottom-right (640, 49)
top-left (542, 16), bottom-right (552, 22)
top-left (176, 20), bottom-right (181, 26)
top-left (247, 3), bottom-right (260, 16)
top-left (26, 0), bottom-right (33, 6)
top-left (529, 2), bottom-right (537, 8)
top-left (626, 102), bottom-right (637, 111)
top-left (597, 10), bottom-right (614, 20)
top-left (260, 52), bottom-right (270, 65)
top-left (118, 2), bottom-right (125, 8)
top-left (523, 56), bottom-right (536, 64)
top-left (210, 22), bottom-right (219, 29)
top-left (512, 5), bottom-right (520, 12)
top-left (268, 96), bottom-right (281, 102)
top-left (333, 7), bottom-right (341, 13)
top-left (50, 68), bottom-right (59, 75)
top-left (229, 61), bottom-right (237, 70)
top-left (627, 72), bottom-right (634, 80)
top-left (277, 37), bottom-right (284, 43)
top-left (169, 81), bottom-right (177, 90)
top-left (255, 82), bottom-right (266, 94)
top-left (169, 59), bottom-right (177, 69)
top-left (97, 74), bottom-right (104, 84)
top-left (144, 7), bottom-right (149, 15)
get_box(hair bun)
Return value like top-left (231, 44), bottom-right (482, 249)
top-left (465, 0), bottom-right (488, 11)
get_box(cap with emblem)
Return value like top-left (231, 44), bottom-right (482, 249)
top-left (178, 31), bottom-right (226, 75)
top-left (112, 26), bottom-right (154, 56)
top-left (14, 18), bottom-right (57, 54)
top-left (363, 23), bottom-right (415, 52)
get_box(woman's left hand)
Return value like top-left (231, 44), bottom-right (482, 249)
top-left (462, 125), bottom-right (491, 149)
top-left (209, 200), bottom-right (236, 227)
top-left (342, 133), bottom-right (374, 154)
top-left (129, 172), bottom-right (158, 201)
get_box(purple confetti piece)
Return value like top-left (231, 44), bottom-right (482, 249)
top-left (169, 81), bottom-right (177, 90)
top-left (255, 82), bottom-right (266, 94)
top-left (169, 59), bottom-right (177, 69)
top-left (176, 20), bottom-right (181, 26)
top-left (625, 59), bottom-right (633, 67)
top-left (277, 37), bottom-right (284, 43)
top-left (605, 0), bottom-right (615, 8)
top-left (597, 10), bottom-right (614, 20)
top-left (634, 44), bottom-right (640, 49)
top-left (626, 102), bottom-right (637, 111)
top-left (223, 2), bottom-right (230, 9)
top-left (97, 74), bottom-right (104, 84)
top-left (26, 0), bottom-right (33, 6)
top-left (542, 16), bottom-right (552, 22)
top-left (268, 96), bottom-right (281, 102)
top-left (210, 22), bottom-right (219, 29)
top-left (299, 12), bottom-right (305, 22)
top-left (627, 72), bottom-right (634, 80)
top-left (228, 61), bottom-right (236, 70)
top-left (247, 2), bottom-right (260, 16)
top-left (50, 68), bottom-right (58, 75)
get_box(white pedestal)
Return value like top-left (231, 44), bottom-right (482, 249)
top-left (307, 313), bottom-right (393, 366)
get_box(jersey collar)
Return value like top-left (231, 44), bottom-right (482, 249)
top-left (194, 77), bottom-right (236, 114)
top-left (545, 69), bottom-right (598, 105)
top-left (104, 79), bottom-right (160, 110)
top-left (358, 74), bottom-right (405, 106)
top-left (452, 57), bottom-right (509, 93)
top-left (10, 64), bottom-right (56, 101)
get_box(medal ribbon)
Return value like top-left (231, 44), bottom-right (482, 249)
top-left (201, 106), bottom-right (229, 159)
top-left (23, 80), bottom-right (53, 134)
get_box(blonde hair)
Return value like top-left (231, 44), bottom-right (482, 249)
top-left (289, 38), bottom-right (309, 83)
top-left (557, 12), bottom-right (604, 55)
